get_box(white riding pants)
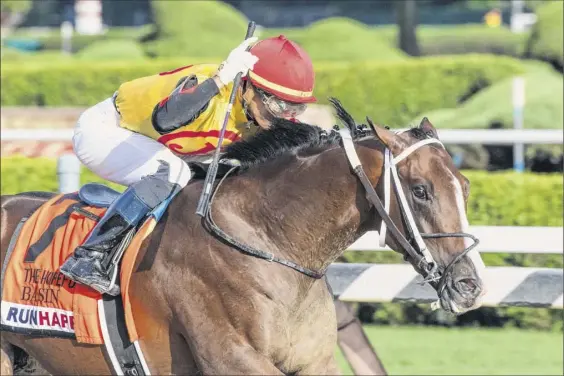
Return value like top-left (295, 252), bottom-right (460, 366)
top-left (73, 97), bottom-right (192, 189)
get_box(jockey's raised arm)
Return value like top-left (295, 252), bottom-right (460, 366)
top-left (59, 35), bottom-right (317, 296)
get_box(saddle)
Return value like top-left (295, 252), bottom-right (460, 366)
top-left (1, 157), bottom-right (239, 375)
top-left (1, 189), bottom-right (157, 375)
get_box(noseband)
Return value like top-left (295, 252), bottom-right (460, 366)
top-left (339, 128), bottom-right (479, 297)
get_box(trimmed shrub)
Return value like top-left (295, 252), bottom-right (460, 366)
top-left (144, 0), bottom-right (249, 58)
top-left (2, 158), bottom-right (560, 227)
top-left (260, 18), bottom-right (407, 62)
top-left (5, 25), bottom-right (155, 53)
top-left (77, 40), bottom-right (147, 61)
top-left (314, 54), bottom-right (523, 125)
top-left (0, 48), bottom-right (74, 63)
top-left (414, 63), bottom-right (563, 130)
top-left (373, 24), bottom-right (528, 57)
top-left (417, 25), bottom-right (528, 57)
top-left (526, 1), bottom-right (564, 70)
top-left (0, 55), bottom-right (524, 126)
top-left (464, 170), bottom-right (563, 226)
top-left (0, 156), bottom-right (124, 195)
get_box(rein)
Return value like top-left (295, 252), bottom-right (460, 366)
top-left (202, 166), bottom-right (325, 279)
top-left (200, 127), bottom-right (479, 294)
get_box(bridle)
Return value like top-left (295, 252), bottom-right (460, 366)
top-left (339, 127), bottom-right (480, 298)
top-left (201, 126), bottom-right (479, 297)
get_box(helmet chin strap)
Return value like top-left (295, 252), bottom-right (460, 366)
top-left (241, 81), bottom-right (253, 120)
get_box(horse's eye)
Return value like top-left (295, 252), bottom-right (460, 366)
top-left (412, 185), bottom-right (427, 200)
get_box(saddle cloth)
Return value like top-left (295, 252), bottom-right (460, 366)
top-left (0, 191), bottom-right (155, 345)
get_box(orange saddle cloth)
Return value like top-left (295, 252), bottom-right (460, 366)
top-left (1, 193), bottom-right (155, 345)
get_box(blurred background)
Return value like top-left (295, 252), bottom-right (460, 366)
top-left (0, 0), bottom-right (562, 375)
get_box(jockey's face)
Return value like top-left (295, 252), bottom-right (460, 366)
top-left (242, 83), bottom-right (307, 129)
top-left (242, 84), bottom-right (273, 129)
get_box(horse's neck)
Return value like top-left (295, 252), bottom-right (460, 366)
top-left (213, 147), bottom-right (374, 275)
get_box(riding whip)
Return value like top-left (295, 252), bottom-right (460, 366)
top-left (196, 21), bottom-right (257, 217)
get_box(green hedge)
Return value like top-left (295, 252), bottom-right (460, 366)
top-left (5, 25), bottom-right (154, 53)
top-left (416, 25), bottom-right (528, 57)
top-left (76, 40), bottom-right (148, 61)
top-left (144, 0), bottom-right (249, 59)
top-left (464, 170), bottom-right (562, 226)
top-left (261, 18), bottom-right (407, 62)
top-left (0, 156), bottom-right (124, 195)
top-left (526, 1), bottom-right (564, 70)
top-left (0, 54), bottom-right (524, 126)
top-left (417, 62), bottom-right (563, 130)
top-left (373, 24), bottom-right (528, 58)
top-left (2, 157), bottom-right (561, 227)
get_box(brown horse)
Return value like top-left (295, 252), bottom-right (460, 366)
top-left (1, 99), bottom-right (486, 375)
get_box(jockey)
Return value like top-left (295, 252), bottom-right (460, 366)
top-left (59, 35), bottom-right (316, 296)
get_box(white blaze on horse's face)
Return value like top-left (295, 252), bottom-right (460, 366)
top-left (450, 172), bottom-right (486, 276)
top-left (446, 168), bottom-right (487, 311)
top-left (372, 118), bottom-right (488, 315)
top-left (394, 130), bottom-right (487, 314)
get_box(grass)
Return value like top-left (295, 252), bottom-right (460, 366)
top-left (336, 325), bottom-right (564, 375)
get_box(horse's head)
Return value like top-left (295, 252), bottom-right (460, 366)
top-left (331, 98), bottom-right (486, 314)
top-left (371, 118), bottom-right (486, 314)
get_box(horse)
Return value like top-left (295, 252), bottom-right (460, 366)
top-left (0, 98), bottom-right (487, 375)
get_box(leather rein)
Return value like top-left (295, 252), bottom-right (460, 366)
top-left (201, 127), bottom-right (479, 293)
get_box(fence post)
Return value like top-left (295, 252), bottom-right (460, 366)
top-left (512, 77), bottom-right (525, 172)
top-left (60, 21), bottom-right (73, 55)
top-left (57, 154), bottom-right (81, 193)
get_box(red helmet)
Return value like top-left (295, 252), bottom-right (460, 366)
top-left (248, 35), bottom-right (316, 104)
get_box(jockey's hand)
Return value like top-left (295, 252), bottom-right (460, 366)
top-left (215, 37), bottom-right (259, 87)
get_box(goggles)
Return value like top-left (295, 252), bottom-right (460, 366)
top-left (255, 87), bottom-right (307, 119)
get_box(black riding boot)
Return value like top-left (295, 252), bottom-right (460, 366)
top-left (60, 186), bottom-right (152, 296)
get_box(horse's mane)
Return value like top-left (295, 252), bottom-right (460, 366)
top-left (405, 127), bottom-right (430, 141)
top-left (222, 97), bottom-right (357, 170)
top-left (222, 119), bottom-right (341, 169)
top-left (221, 97), bottom-right (428, 171)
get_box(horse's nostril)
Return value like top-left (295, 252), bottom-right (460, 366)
top-left (455, 278), bottom-right (478, 294)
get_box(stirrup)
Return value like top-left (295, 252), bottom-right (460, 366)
top-left (62, 186), bottom-right (152, 293)
top-left (103, 227), bottom-right (137, 294)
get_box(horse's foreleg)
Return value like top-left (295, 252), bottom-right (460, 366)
top-left (298, 353), bottom-right (342, 375)
top-left (194, 342), bottom-right (284, 375)
top-left (1, 338), bottom-right (14, 376)
top-left (335, 301), bottom-right (387, 376)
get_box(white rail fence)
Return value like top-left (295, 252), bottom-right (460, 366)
top-left (329, 227), bottom-right (563, 309)
top-left (3, 127), bottom-right (562, 173)
top-left (2, 128), bottom-right (563, 144)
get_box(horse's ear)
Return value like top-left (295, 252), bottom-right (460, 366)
top-left (419, 117), bottom-right (439, 139)
top-left (371, 122), bottom-right (401, 150)
top-left (365, 116), bottom-right (377, 134)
